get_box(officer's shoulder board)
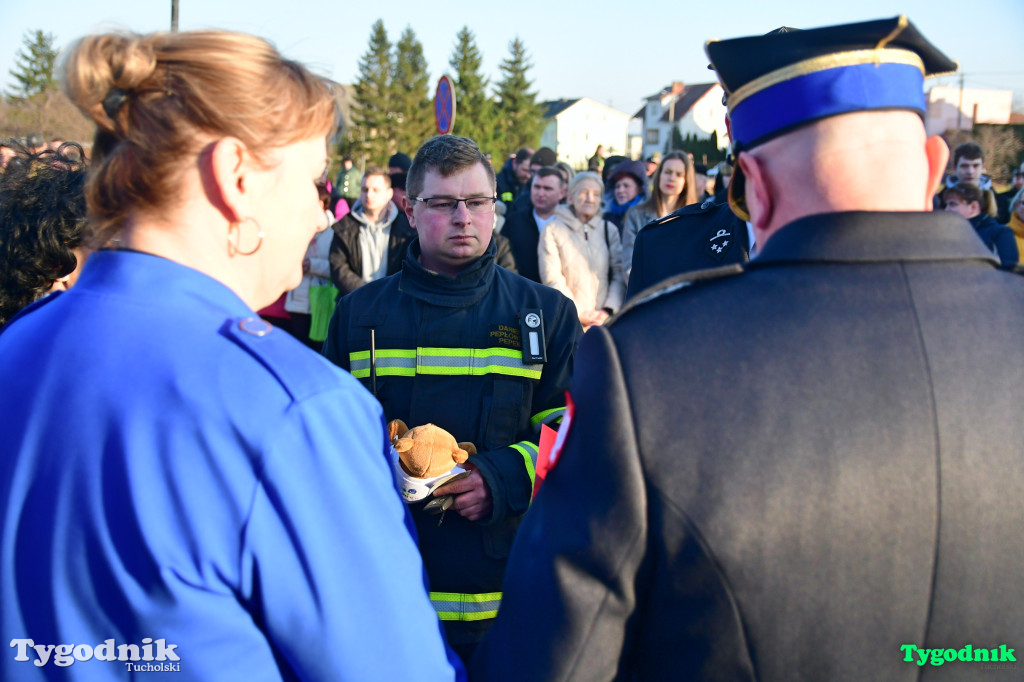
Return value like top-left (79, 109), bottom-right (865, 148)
top-left (609, 263), bottom-right (745, 324)
top-left (223, 316), bottom-right (341, 401)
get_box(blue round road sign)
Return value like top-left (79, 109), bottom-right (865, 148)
top-left (435, 75), bottom-right (456, 135)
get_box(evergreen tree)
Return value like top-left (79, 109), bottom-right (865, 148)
top-left (352, 20), bottom-right (395, 165)
top-left (494, 38), bottom-right (545, 152)
top-left (448, 27), bottom-right (498, 157)
top-left (391, 27), bottom-right (433, 156)
top-left (6, 30), bottom-right (58, 101)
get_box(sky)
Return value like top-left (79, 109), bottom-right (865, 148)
top-left (2, 0), bottom-right (1023, 117)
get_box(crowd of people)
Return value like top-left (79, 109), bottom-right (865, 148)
top-left (1, 14), bottom-right (1024, 682)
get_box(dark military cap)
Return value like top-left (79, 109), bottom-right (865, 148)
top-left (705, 15), bottom-right (957, 218)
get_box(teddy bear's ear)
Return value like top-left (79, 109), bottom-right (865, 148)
top-left (457, 442), bottom-right (477, 457)
top-left (395, 437), bottom-right (414, 453)
top-left (388, 419), bottom-right (409, 443)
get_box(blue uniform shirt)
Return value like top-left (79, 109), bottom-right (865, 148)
top-left (0, 250), bottom-right (462, 681)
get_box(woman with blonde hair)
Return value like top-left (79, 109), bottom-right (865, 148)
top-left (539, 171), bottom-right (625, 330)
top-left (621, 151), bottom-right (698, 282)
top-left (0, 31), bottom-right (459, 680)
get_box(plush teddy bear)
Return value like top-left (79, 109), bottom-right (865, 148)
top-left (388, 419), bottom-right (477, 479)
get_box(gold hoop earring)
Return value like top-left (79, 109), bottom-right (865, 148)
top-left (229, 217), bottom-right (264, 256)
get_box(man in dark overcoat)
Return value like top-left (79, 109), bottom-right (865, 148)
top-left (472, 16), bottom-right (1024, 681)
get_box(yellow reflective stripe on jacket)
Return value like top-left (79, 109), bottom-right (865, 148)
top-left (510, 441), bottom-right (538, 487)
top-left (348, 349), bottom-right (416, 378)
top-left (348, 347), bottom-right (541, 380)
top-left (530, 406), bottom-right (565, 429)
top-left (430, 591), bottom-right (502, 622)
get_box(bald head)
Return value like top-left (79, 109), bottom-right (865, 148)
top-left (739, 110), bottom-right (949, 242)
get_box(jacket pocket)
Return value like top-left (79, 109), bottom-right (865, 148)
top-left (481, 377), bottom-right (526, 451)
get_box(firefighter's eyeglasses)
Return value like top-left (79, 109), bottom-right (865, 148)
top-left (410, 196), bottom-right (497, 214)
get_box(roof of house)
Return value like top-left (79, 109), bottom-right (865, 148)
top-left (659, 83), bottom-right (717, 122)
top-left (636, 82), bottom-right (719, 121)
top-left (541, 99), bottom-right (581, 119)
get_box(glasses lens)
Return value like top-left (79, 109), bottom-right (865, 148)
top-left (422, 197), bottom-right (495, 213)
top-left (465, 197), bottom-right (495, 212)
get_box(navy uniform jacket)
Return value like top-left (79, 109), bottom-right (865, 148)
top-left (501, 208), bottom-right (543, 283)
top-left (0, 250), bottom-right (461, 681)
top-left (473, 211), bottom-right (1024, 681)
top-left (323, 238), bottom-right (581, 648)
top-left (626, 198), bottom-right (750, 300)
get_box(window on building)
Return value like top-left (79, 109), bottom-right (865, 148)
top-left (646, 129), bottom-right (660, 145)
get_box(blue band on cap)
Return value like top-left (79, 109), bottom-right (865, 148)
top-left (730, 61), bottom-right (926, 149)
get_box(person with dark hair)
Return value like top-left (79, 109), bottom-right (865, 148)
top-left (328, 167), bottom-right (416, 296)
top-left (995, 167), bottom-right (1023, 223)
top-left (0, 143), bottom-right (88, 327)
top-left (943, 182), bottom-right (1018, 265)
top-left (495, 146), bottom-right (533, 207)
top-left (941, 141), bottom-right (998, 218)
top-left (475, 16), bottom-right (1024, 681)
top-left (324, 134), bottom-right (581, 665)
top-left (601, 159), bottom-right (648, 231)
top-left (332, 154), bottom-right (363, 211)
top-left (508, 147), bottom-right (559, 216)
top-left (501, 167), bottom-right (566, 282)
top-left (389, 152), bottom-right (413, 210)
top-left (0, 30), bottom-right (460, 681)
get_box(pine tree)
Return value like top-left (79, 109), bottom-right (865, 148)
top-left (448, 27), bottom-right (498, 158)
top-left (391, 27), bottom-right (433, 156)
top-left (494, 37), bottom-right (545, 153)
top-left (6, 30), bottom-right (58, 101)
top-left (352, 20), bottom-right (395, 166)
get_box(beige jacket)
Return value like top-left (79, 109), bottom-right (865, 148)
top-left (539, 205), bottom-right (626, 316)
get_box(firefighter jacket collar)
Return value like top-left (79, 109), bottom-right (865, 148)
top-left (399, 237), bottom-right (498, 308)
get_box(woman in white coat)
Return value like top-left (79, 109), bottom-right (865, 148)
top-left (539, 171), bottom-right (625, 330)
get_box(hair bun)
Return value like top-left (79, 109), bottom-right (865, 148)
top-left (62, 33), bottom-right (157, 133)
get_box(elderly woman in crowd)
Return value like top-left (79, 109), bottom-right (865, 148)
top-left (539, 171), bottom-right (625, 330)
top-left (0, 142), bottom-right (88, 327)
top-left (621, 151), bottom-right (697, 281)
top-left (0, 30), bottom-right (459, 681)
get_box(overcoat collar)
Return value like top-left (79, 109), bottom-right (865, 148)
top-left (750, 211), bottom-right (998, 267)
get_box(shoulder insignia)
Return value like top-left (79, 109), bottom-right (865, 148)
top-left (609, 263), bottom-right (745, 323)
top-left (223, 317), bottom-right (341, 401)
top-left (705, 221), bottom-right (738, 263)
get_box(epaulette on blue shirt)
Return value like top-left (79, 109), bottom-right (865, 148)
top-left (222, 316), bottom-right (347, 402)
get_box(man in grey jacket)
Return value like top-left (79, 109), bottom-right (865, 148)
top-left (328, 168), bottom-right (415, 296)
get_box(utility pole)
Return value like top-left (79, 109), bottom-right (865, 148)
top-left (957, 72), bottom-right (964, 131)
top-left (171, 0), bottom-right (179, 32)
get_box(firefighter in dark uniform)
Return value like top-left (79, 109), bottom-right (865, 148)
top-left (473, 17), bottom-right (1024, 681)
top-left (324, 135), bottom-right (581, 664)
top-left (626, 196), bottom-right (751, 300)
